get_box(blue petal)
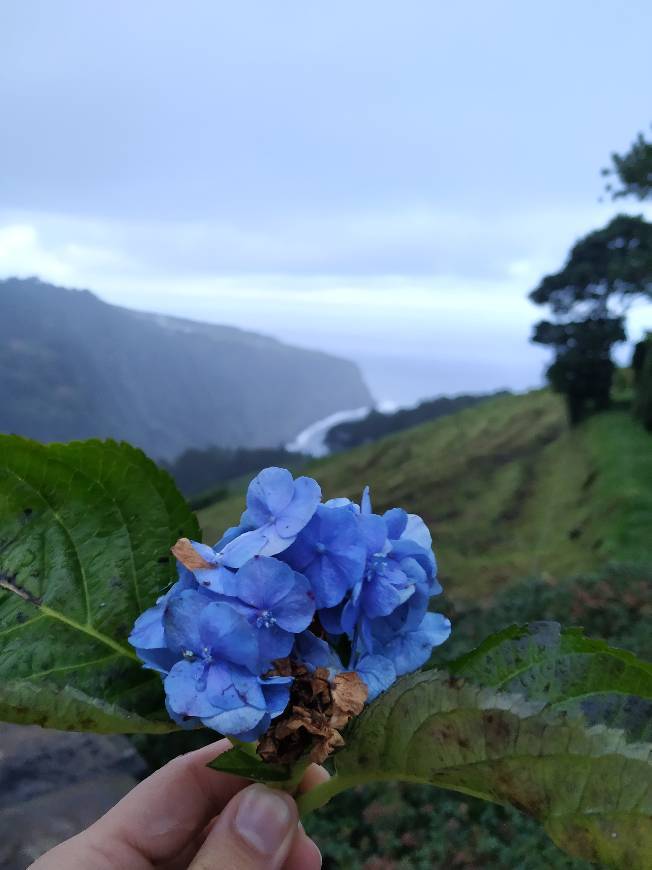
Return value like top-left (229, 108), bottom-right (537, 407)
top-left (135, 646), bottom-right (178, 675)
top-left (203, 706), bottom-right (268, 738)
top-left (164, 660), bottom-right (216, 719)
top-left (281, 530), bottom-right (316, 570)
top-left (199, 602), bottom-right (260, 672)
top-left (390, 538), bottom-right (436, 578)
top-left (246, 467), bottom-right (295, 524)
top-left (164, 589), bottom-right (208, 654)
top-left (403, 514), bottom-right (433, 550)
top-left (304, 555), bottom-right (352, 609)
top-left (316, 505), bottom-right (358, 546)
top-left (324, 497), bottom-right (358, 511)
top-left (206, 661), bottom-right (266, 711)
top-left (256, 624), bottom-right (294, 670)
top-left (231, 556), bottom-right (295, 609)
top-left (273, 571), bottom-right (315, 633)
top-left (214, 518), bottom-right (254, 552)
top-left (361, 569), bottom-right (414, 620)
top-left (275, 475), bottom-right (321, 537)
top-left (201, 663), bottom-right (273, 738)
top-left (397, 555), bottom-right (428, 589)
top-left (318, 602), bottom-right (346, 636)
top-left (356, 654), bottom-right (396, 701)
top-left (260, 676), bottom-right (292, 718)
top-left (419, 611), bottom-right (452, 647)
top-left (175, 567), bottom-right (200, 592)
top-left (129, 601), bottom-right (166, 651)
top-left (380, 613), bottom-right (451, 676)
top-left (221, 527), bottom-right (271, 568)
top-left (328, 547), bottom-right (367, 583)
top-left (383, 507), bottom-right (408, 539)
top-left (294, 631), bottom-right (343, 674)
top-left (359, 513), bottom-right (387, 555)
top-left (165, 698), bottom-right (201, 730)
top-left (256, 523), bottom-right (299, 556)
top-left (361, 485), bottom-right (372, 515)
top-left (193, 563), bottom-right (235, 594)
top-left (214, 712), bottom-right (271, 741)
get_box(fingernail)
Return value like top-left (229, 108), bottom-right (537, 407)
top-left (234, 785), bottom-right (292, 855)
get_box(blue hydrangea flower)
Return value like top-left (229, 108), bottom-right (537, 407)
top-left (218, 555), bottom-right (315, 670)
top-left (162, 591), bottom-right (291, 739)
top-left (130, 466), bottom-right (451, 742)
top-left (282, 505), bottom-right (366, 608)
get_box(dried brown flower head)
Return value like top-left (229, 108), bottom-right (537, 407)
top-left (258, 660), bottom-right (368, 765)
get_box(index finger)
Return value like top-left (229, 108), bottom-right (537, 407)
top-left (86, 738), bottom-right (248, 863)
top-left (82, 739), bottom-right (329, 866)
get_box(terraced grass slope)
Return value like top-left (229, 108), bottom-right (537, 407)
top-left (199, 391), bottom-right (652, 601)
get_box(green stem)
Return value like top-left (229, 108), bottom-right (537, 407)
top-left (296, 773), bottom-right (354, 817)
top-left (229, 738), bottom-right (259, 756)
top-left (296, 771), bottom-right (503, 818)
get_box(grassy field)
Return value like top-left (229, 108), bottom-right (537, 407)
top-left (199, 390), bottom-right (652, 602)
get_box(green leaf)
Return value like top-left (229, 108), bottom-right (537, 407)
top-left (297, 669), bottom-right (652, 867)
top-left (0, 435), bottom-right (200, 732)
top-left (208, 746), bottom-right (304, 788)
top-left (449, 621), bottom-right (652, 740)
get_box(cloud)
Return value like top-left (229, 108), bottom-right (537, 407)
top-left (4, 200), bottom-right (652, 288)
top-left (0, 221), bottom-right (129, 286)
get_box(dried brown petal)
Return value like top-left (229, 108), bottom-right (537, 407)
top-left (258, 663), bottom-right (367, 765)
top-left (331, 672), bottom-right (368, 727)
top-left (171, 538), bottom-right (211, 571)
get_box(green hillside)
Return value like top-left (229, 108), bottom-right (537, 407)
top-left (199, 390), bottom-right (652, 602)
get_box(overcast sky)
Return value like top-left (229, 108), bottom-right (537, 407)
top-left (1, 1), bottom-right (652, 404)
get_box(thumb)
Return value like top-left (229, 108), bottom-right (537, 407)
top-left (188, 783), bottom-right (299, 870)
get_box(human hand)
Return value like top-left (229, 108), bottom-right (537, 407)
top-left (30, 738), bottom-right (324, 870)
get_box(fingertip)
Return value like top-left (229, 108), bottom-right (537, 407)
top-left (298, 763), bottom-right (331, 794)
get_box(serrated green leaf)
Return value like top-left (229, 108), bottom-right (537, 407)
top-left (296, 670), bottom-right (652, 867)
top-left (1, 679), bottom-right (176, 733)
top-left (0, 435), bottom-right (199, 732)
top-left (449, 621), bottom-right (652, 739)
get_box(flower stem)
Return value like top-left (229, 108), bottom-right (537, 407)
top-left (229, 738), bottom-right (258, 756)
top-left (296, 773), bottom-right (351, 817)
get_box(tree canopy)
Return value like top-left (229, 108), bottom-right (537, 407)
top-left (603, 128), bottom-right (652, 201)
top-left (530, 214), bottom-right (652, 318)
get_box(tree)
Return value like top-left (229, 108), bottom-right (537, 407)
top-left (532, 318), bottom-right (626, 424)
top-left (603, 127), bottom-right (652, 201)
top-left (530, 214), bottom-right (652, 423)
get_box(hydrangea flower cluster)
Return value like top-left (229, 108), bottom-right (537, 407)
top-left (129, 467), bottom-right (451, 742)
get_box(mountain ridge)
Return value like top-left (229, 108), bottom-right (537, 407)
top-left (0, 277), bottom-right (372, 459)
